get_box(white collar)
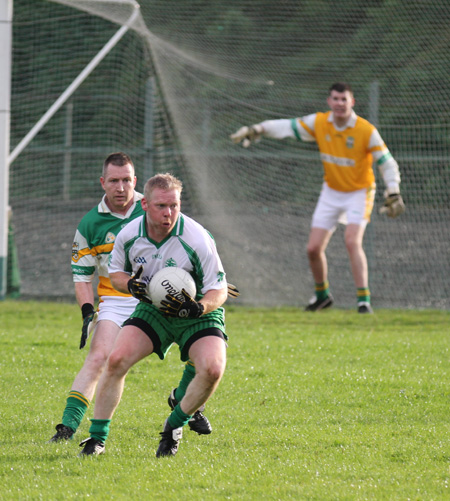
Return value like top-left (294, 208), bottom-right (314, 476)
top-left (98, 191), bottom-right (143, 218)
top-left (328, 110), bottom-right (357, 130)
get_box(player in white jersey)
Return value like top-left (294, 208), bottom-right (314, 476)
top-left (48, 153), bottom-right (212, 444)
top-left (231, 82), bottom-right (405, 313)
top-left (78, 173), bottom-right (229, 457)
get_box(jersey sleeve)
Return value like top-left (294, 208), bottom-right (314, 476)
top-left (108, 228), bottom-right (128, 276)
top-left (369, 129), bottom-right (401, 193)
top-left (260, 119), bottom-right (295, 139)
top-left (259, 114), bottom-right (317, 143)
top-left (71, 228), bottom-right (96, 283)
top-left (194, 230), bottom-right (227, 295)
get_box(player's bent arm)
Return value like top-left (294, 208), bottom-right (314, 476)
top-left (199, 287), bottom-right (228, 314)
top-left (370, 129), bottom-right (401, 194)
top-left (376, 154), bottom-right (401, 194)
top-left (109, 271), bottom-right (132, 295)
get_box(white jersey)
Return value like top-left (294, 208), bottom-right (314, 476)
top-left (109, 213), bottom-right (227, 298)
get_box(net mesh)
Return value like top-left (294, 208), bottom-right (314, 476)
top-left (8, 0), bottom-right (450, 308)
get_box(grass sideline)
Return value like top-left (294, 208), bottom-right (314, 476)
top-left (0, 301), bottom-right (449, 499)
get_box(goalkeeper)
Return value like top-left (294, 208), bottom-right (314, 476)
top-left (48, 153), bottom-right (215, 444)
top-left (231, 82), bottom-right (405, 314)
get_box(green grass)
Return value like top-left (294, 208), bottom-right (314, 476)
top-left (0, 301), bottom-right (449, 500)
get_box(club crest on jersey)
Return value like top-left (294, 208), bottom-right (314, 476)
top-left (72, 241), bottom-right (79, 260)
top-left (325, 134), bottom-right (331, 142)
top-left (165, 258), bottom-right (177, 267)
top-left (105, 232), bottom-right (115, 244)
top-left (346, 136), bottom-right (355, 148)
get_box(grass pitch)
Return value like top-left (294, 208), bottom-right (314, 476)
top-left (0, 301), bottom-right (449, 499)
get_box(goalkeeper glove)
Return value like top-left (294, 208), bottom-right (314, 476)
top-left (160, 289), bottom-right (204, 318)
top-left (127, 265), bottom-right (151, 303)
top-left (80, 303), bottom-right (96, 349)
top-left (227, 283), bottom-right (240, 298)
top-left (230, 124), bottom-right (264, 147)
top-left (379, 193), bottom-right (405, 218)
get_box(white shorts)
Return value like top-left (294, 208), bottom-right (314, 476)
top-left (97, 295), bottom-right (139, 327)
top-left (311, 183), bottom-right (376, 231)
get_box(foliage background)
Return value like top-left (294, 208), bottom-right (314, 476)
top-left (7, 0), bottom-right (450, 308)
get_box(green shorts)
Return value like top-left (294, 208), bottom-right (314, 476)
top-left (123, 302), bottom-right (227, 362)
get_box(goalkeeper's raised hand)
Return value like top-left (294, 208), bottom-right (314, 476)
top-left (379, 193), bottom-right (405, 218)
top-left (127, 265), bottom-right (151, 302)
top-left (160, 289), bottom-right (204, 319)
top-left (80, 303), bottom-right (96, 349)
top-left (230, 124), bottom-right (264, 148)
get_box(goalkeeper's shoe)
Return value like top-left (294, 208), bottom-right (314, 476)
top-left (305, 294), bottom-right (334, 312)
top-left (358, 302), bottom-right (374, 314)
top-left (78, 437), bottom-right (105, 456)
top-left (168, 388), bottom-right (212, 435)
top-left (47, 424), bottom-right (75, 443)
top-left (156, 420), bottom-right (183, 457)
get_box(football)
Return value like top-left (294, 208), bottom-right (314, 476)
top-left (147, 267), bottom-right (196, 308)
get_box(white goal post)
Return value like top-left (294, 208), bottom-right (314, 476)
top-left (0, 0), bottom-right (12, 300)
top-left (0, 0), bottom-right (141, 299)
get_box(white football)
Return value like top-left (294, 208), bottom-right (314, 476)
top-left (147, 267), bottom-right (196, 308)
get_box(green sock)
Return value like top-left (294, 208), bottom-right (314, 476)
top-left (89, 419), bottom-right (111, 443)
top-left (167, 404), bottom-right (192, 429)
top-left (61, 391), bottom-right (90, 433)
top-left (315, 281), bottom-right (330, 301)
top-left (357, 288), bottom-right (371, 304)
top-left (174, 361), bottom-right (196, 402)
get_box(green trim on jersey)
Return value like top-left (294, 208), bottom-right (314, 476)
top-left (123, 235), bottom-right (141, 274)
top-left (72, 265), bottom-right (95, 276)
top-left (142, 214), bottom-right (186, 249)
top-left (178, 237), bottom-right (205, 293)
top-left (376, 151), bottom-right (393, 166)
top-left (291, 118), bottom-right (302, 141)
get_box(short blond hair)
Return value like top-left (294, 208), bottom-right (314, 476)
top-left (144, 173), bottom-right (183, 200)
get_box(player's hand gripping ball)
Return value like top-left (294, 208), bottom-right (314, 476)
top-left (147, 267), bottom-right (196, 309)
top-left (127, 265), bottom-right (152, 303)
top-left (160, 288), bottom-right (204, 318)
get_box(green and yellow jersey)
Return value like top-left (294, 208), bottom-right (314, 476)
top-left (71, 193), bottom-right (144, 299)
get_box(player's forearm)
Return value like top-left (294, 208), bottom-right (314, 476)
top-left (109, 271), bottom-right (132, 295)
top-left (74, 281), bottom-right (95, 308)
top-left (259, 119), bottom-right (295, 139)
top-left (377, 155), bottom-right (401, 194)
top-left (199, 287), bottom-right (228, 314)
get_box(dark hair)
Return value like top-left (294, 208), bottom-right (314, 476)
top-left (103, 152), bottom-right (134, 176)
top-left (329, 82), bottom-right (353, 95)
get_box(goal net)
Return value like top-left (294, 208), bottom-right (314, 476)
top-left (8, 0), bottom-right (450, 309)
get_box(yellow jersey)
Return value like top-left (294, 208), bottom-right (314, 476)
top-left (297, 111), bottom-right (385, 192)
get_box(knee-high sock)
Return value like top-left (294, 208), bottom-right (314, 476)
top-left (61, 391), bottom-right (90, 432)
top-left (174, 361), bottom-right (196, 402)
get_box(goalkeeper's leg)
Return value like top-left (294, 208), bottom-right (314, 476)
top-left (305, 227), bottom-right (334, 311)
top-left (345, 223), bottom-right (373, 314)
